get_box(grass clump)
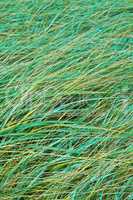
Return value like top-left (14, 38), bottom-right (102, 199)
top-left (0, 0), bottom-right (133, 199)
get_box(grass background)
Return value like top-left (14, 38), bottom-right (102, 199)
top-left (0, 0), bottom-right (133, 199)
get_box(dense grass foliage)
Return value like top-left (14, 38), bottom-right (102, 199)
top-left (0, 0), bottom-right (133, 199)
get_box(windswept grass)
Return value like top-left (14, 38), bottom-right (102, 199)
top-left (0, 0), bottom-right (133, 199)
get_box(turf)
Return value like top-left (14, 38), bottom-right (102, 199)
top-left (0, 0), bottom-right (133, 199)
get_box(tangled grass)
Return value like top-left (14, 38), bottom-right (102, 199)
top-left (0, 0), bottom-right (133, 199)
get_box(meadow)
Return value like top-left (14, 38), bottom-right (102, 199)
top-left (0, 0), bottom-right (133, 199)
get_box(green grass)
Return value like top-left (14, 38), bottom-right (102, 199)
top-left (0, 0), bottom-right (133, 199)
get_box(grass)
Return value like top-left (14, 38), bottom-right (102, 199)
top-left (0, 0), bottom-right (133, 199)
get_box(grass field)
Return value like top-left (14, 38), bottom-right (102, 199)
top-left (0, 0), bottom-right (133, 199)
